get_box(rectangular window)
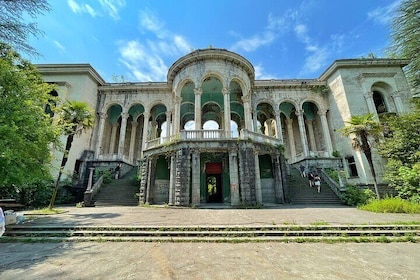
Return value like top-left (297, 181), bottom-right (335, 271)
top-left (346, 156), bottom-right (358, 177)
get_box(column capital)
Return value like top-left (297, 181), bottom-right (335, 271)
top-left (295, 109), bottom-right (304, 117)
top-left (121, 112), bottom-right (129, 119)
top-left (222, 87), bottom-right (230, 95)
top-left (392, 91), bottom-right (401, 98)
top-left (99, 112), bottom-right (108, 119)
top-left (175, 96), bottom-right (182, 104)
top-left (194, 87), bottom-right (203, 95)
top-left (241, 95), bottom-right (250, 103)
top-left (317, 109), bottom-right (327, 116)
top-left (364, 91), bottom-right (374, 99)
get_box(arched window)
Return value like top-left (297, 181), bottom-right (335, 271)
top-left (373, 91), bottom-right (387, 114)
top-left (45, 90), bottom-right (58, 117)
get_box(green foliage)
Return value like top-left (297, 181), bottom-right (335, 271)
top-left (340, 185), bottom-right (375, 206)
top-left (339, 113), bottom-right (383, 199)
top-left (95, 169), bottom-right (112, 184)
top-left (389, 0), bottom-right (420, 88)
top-left (359, 197), bottom-right (420, 214)
top-left (378, 101), bottom-right (420, 201)
top-left (0, 44), bottom-right (60, 189)
top-left (0, 0), bottom-right (50, 56)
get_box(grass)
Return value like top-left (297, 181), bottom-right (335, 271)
top-left (359, 197), bottom-right (420, 214)
top-left (24, 207), bottom-right (67, 215)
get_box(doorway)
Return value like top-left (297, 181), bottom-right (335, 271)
top-left (206, 174), bottom-right (222, 203)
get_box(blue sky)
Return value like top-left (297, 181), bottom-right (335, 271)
top-left (27, 0), bottom-right (401, 82)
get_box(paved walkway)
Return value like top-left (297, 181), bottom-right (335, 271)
top-left (18, 204), bottom-right (420, 227)
top-left (1, 205), bottom-right (419, 280)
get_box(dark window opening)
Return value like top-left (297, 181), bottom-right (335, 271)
top-left (346, 156), bottom-right (358, 177)
top-left (45, 90), bottom-right (58, 117)
top-left (373, 91), bottom-right (387, 114)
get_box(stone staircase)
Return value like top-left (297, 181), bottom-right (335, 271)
top-left (94, 168), bottom-right (139, 206)
top-left (288, 167), bottom-right (342, 204)
top-left (4, 224), bottom-right (419, 243)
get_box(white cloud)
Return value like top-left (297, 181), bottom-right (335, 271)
top-left (67, 0), bottom-right (97, 17)
top-left (118, 10), bottom-right (193, 82)
top-left (53, 40), bottom-right (66, 53)
top-left (254, 65), bottom-right (276, 80)
top-left (231, 31), bottom-right (276, 52)
top-left (231, 10), bottom-right (299, 53)
top-left (367, 0), bottom-right (400, 25)
top-left (68, 0), bottom-right (124, 19)
top-left (99, 0), bottom-right (126, 20)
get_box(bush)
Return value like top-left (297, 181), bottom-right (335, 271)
top-left (95, 169), bottom-right (112, 184)
top-left (340, 185), bottom-right (375, 206)
top-left (359, 197), bottom-right (420, 214)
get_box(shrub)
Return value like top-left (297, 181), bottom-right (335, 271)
top-left (359, 197), bottom-right (420, 214)
top-left (340, 185), bottom-right (375, 206)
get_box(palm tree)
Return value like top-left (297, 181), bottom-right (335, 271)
top-left (339, 113), bottom-right (383, 199)
top-left (48, 100), bottom-right (94, 209)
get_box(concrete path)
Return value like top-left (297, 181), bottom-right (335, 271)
top-left (0, 205), bottom-right (419, 280)
top-left (17, 204), bottom-right (420, 227)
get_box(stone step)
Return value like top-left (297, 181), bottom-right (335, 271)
top-left (4, 224), bottom-right (420, 243)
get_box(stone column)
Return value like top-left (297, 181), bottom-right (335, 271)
top-left (253, 109), bottom-right (258, 133)
top-left (364, 91), bottom-right (378, 119)
top-left (274, 110), bottom-right (284, 143)
top-left (392, 91), bottom-right (404, 114)
top-left (141, 112), bottom-right (150, 157)
top-left (296, 110), bottom-right (309, 157)
top-left (166, 111), bottom-right (172, 138)
top-left (229, 150), bottom-right (240, 206)
top-left (173, 95), bottom-right (182, 134)
top-left (273, 156), bottom-right (284, 203)
top-left (242, 95), bottom-right (252, 130)
top-left (95, 112), bottom-right (107, 158)
top-left (254, 153), bottom-right (262, 204)
top-left (305, 119), bottom-right (316, 152)
top-left (194, 88), bottom-right (202, 130)
top-left (109, 123), bottom-right (119, 155)
top-left (222, 87), bottom-right (231, 137)
top-left (129, 120), bottom-right (138, 163)
top-left (117, 113), bottom-right (129, 159)
top-left (168, 154), bottom-right (176, 205)
top-left (286, 119), bottom-right (296, 161)
top-left (191, 151), bottom-right (201, 205)
top-left (318, 109), bottom-right (333, 156)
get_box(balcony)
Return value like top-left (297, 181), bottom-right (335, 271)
top-left (144, 129), bottom-right (282, 150)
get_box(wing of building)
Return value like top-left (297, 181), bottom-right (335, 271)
top-left (37, 48), bottom-right (412, 207)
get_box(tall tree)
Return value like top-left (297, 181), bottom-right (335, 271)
top-left (0, 43), bottom-right (60, 193)
top-left (339, 114), bottom-right (383, 199)
top-left (0, 0), bottom-right (50, 56)
top-left (49, 100), bottom-right (94, 209)
top-left (389, 0), bottom-right (420, 88)
top-left (377, 100), bottom-right (420, 200)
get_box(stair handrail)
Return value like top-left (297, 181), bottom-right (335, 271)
top-left (318, 169), bottom-right (344, 198)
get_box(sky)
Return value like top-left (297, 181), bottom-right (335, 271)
top-left (27, 0), bottom-right (402, 83)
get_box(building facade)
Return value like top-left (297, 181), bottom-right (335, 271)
top-left (37, 48), bottom-right (413, 206)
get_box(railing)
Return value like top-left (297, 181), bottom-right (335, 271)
top-left (144, 129), bottom-right (282, 150)
top-left (318, 168), bottom-right (346, 198)
top-left (240, 129), bottom-right (282, 146)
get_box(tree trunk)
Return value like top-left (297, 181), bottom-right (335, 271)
top-left (361, 133), bottom-right (380, 199)
top-left (48, 133), bottom-right (75, 209)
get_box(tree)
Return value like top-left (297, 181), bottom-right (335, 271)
top-left (377, 100), bottom-right (420, 201)
top-left (0, 0), bottom-right (50, 56)
top-left (339, 114), bottom-right (383, 199)
top-left (389, 0), bottom-right (420, 88)
top-left (0, 43), bottom-right (60, 199)
top-left (49, 100), bottom-right (94, 209)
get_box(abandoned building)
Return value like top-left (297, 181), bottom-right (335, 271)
top-left (37, 48), bottom-right (413, 207)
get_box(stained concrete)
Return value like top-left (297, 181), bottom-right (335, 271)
top-left (1, 205), bottom-right (419, 279)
